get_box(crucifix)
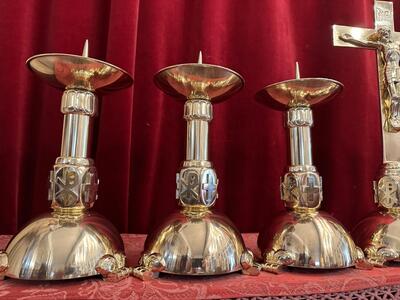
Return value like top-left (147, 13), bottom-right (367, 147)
top-left (333, 1), bottom-right (400, 159)
top-left (333, 1), bottom-right (400, 266)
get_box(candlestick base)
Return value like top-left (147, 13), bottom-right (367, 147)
top-left (140, 208), bottom-right (258, 277)
top-left (5, 212), bottom-right (124, 280)
top-left (352, 162), bottom-right (400, 266)
top-left (352, 211), bottom-right (400, 266)
top-left (258, 211), bottom-right (367, 270)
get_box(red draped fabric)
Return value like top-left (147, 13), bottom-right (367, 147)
top-left (0, 0), bottom-right (397, 235)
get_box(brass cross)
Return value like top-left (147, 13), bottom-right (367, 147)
top-left (333, 1), bottom-right (400, 162)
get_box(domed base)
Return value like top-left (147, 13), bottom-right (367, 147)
top-left (258, 211), bottom-right (361, 269)
top-left (352, 210), bottom-right (400, 264)
top-left (144, 209), bottom-right (246, 275)
top-left (5, 212), bottom-right (124, 280)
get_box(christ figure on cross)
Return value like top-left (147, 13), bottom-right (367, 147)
top-left (340, 28), bottom-right (400, 130)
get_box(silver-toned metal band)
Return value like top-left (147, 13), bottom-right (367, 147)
top-left (184, 99), bottom-right (212, 161)
top-left (60, 90), bottom-right (97, 158)
top-left (287, 107), bottom-right (313, 167)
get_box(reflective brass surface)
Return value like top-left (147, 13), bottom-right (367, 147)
top-left (27, 55), bottom-right (133, 92)
top-left (353, 211), bottom-right (400, 266)
top-left (154, 55), bottom-right (243, 101)
top-left (257, 78), bottom-right (343, 109)
top-left (136, 53), bottom-right (259, 279)
top-left (333, 1), bottom-right (400, 265)
top-left (257, 63), bottom-right (368, 272)
top-left (352, 161), bottom-right (400, 266)
top-left (144, 209), bottom-right (246, 275)
top-left (258, 212), bottom-right (362, 269)
top-left (6, 212), bottom-right (124, 280)
top-left (4, 41), bottom-right (132, 280)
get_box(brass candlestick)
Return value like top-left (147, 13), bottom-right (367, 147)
top-left (333, 0), bottom-right (400, 266)
top-left (1, 41), bottom-right (133, 281)
top-left (256, 63), bottom-right (369, 272)
top-left (133, 53), bottom-right (259, 279)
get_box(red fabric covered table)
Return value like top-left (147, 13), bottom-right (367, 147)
top-left (1, 234), bottom-right (400, 299)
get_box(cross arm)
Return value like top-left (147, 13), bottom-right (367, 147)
top-left (333, 25), bottom-right (378, 48)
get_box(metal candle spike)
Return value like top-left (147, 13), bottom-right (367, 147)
top-left (256, 63), bottom-right (370, 272)
top-left (0, 40), bottom-right (133, 281)
top-left (133, 52), bottom-right (260, 279)
top-left (333, 0), bottom-right (400, 266)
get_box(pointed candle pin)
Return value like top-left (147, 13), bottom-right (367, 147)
top-left (295, 61), bottom-right (300, 79)
top-left (197, 50), bottom-right (203, 64)
top-left (82, 39), bottom-right (89, 57)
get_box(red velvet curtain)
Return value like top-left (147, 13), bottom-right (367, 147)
top-left (0, 0), bottom-right (396, 235)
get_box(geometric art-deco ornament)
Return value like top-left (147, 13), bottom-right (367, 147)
top-left (134, 53), bottom-right (260, 279)
top-left (1, 41), bottom-right (133, 280)
top-left (333, 0), bottom-right (400, 266)
top-left (256, 64), bottom-right (370, 272)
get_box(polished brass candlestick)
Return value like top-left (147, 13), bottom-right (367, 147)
top-left (333, 0), bottom-right (400, 266)
top-left (132, 53), bottom-right (259, 280)
top-left (256, 63), bottom-right (369, 272)
top-left (1, 41), bottom-right (133, 281)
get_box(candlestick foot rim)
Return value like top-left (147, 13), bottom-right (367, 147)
top-left (142, 210), bottom-right (249, 276)
top-left (4, 212), bottom-right (124, 280)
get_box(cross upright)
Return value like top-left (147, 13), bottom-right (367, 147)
top-left (333, 1), bottom-right (400, 162)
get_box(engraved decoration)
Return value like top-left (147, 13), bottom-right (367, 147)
top-left (81, 168), bottom-right (99, 208)
top-left (200, 168), bottom-right (218, 206)
top-left (374, 175), bottom-right (400, 209)
top-left (177, 169), bottom-right (200, 205)
top-left (51, 166), bottom-right (80, 207)
top-left (176, 167), bottom-right (218, 207)
top-left (281, 172), bottom-right (322, 209)
top-left (49, 165), bottom-right (98, 209)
